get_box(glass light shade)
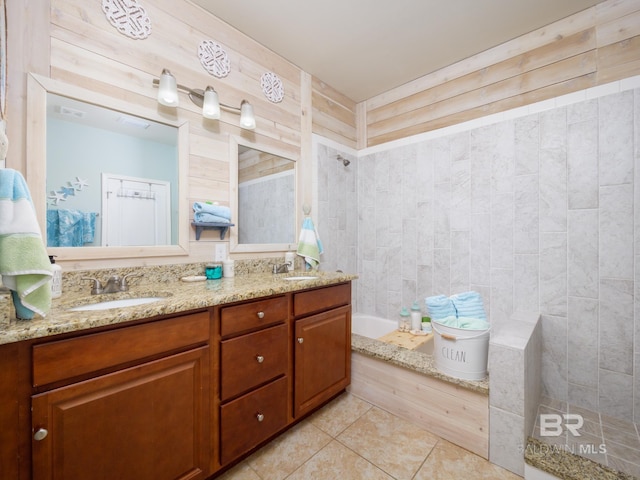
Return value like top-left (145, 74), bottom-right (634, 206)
top-left (239, 101), bottom-right (256, 130)
top-left (157, 70), bottom-right (179, 107)
top-left (202, 87), bottom-right (220, 119)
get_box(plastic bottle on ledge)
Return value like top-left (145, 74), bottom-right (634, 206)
top-left (410, 301), bottom-right (422, 331)
top-left (49, 255), bottom-right (62, 298)
top-left (399, 307), bottom-right (410, 332)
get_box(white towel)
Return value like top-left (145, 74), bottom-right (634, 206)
top-left (296, 217), bottom-right (323, 270)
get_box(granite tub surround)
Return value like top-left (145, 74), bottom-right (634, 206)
top-left (350, 332), bottom-right (488, 394)
top-left (0, 264), bottom-right (356, 345)
top-left (525, 437), bottom-right (637, 480)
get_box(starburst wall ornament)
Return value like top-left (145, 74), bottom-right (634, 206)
top-left (101, 0), bottom-right (152, 40)
top-left (260, 72), bottom-right (284, 103)
top-left (198, 40), bottom-right (230, 78)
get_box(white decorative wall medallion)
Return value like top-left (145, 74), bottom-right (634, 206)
top-left (198, 41), bottom-right (230, 78)
top-left (260, 72), bottom-right (284, 103)
top-left (101, 0), bottom-right (152, 40)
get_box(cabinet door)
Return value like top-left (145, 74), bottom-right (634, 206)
top-left (32, 347), bottom-right (209, 480)
top-left (294, 305), bottom-right (351, 418)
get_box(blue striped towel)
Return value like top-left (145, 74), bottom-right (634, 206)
top-left (0, 169), bottom-right (53, 317)
top-left (425, 295), bottom-right (456, 321)
top-left (451, 291), bottom-right (487, 321)
top-left (296, 217), bottom-right (323, 270)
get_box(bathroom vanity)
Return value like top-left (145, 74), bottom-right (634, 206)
top-left (0, 272), bottom-right (353, 480)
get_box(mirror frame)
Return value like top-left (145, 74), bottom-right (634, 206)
top-left (26, 73), bottom-right (190, 261)
top-left (229, 135), bottom-right (299, 254)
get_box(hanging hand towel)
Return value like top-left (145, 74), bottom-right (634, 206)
top-left (296, 217), bottom-right (323, 270)
top-left (0, 169), bottom-right (53, 318)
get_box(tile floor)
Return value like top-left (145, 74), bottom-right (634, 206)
top-left (532, 396), bottom-right (640, 479)
top-left (217, 392), bottom-right (521, 480)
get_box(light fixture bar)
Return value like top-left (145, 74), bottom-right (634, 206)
top-left (152, 71), bottom-right (256, 130)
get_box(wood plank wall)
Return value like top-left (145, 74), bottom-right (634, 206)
top-left (5, 0), bottom-right (640, 268)
top-left (311, 76), bottom-right (358, 149)
top-left (7, 0), bottom-right (306, 268)
top-left (363, 0), bottom-right (640, 147)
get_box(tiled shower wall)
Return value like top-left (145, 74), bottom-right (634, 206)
top-left (315, 81), bottom-right (640, 423)
top-left (315, 143), bottom-right (358, 277)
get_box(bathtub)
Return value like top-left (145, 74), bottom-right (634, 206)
top-left (349, 312), bottom-right (489, 458)
top-left (351, 313), bottom-right (397, 339)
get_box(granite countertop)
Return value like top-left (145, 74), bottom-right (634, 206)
top-left (0, 271), bottom-right (356, 346)
top-left (525, 437), bottom-right (637, 480)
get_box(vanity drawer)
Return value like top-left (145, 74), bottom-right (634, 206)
top-left (220, 323), bottom-right (288, 401)
top-left (32, 311), bottom-right (210, 387)
top-left (220, 376), bottom-right (288, 465)
top-left (220, 295), bottom-right (287, 337)
top-left (293, 283), bottom-right (351, 317)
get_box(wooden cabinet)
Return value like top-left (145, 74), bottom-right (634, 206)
top-left (30, 312), bottom-right (211, 480)
top-left (220, 376), bottom-right (288, 465)
top-left (218, 296), bottom-right (290, 466)
top-left (293, 283), bottom-right (351, 418)
top-left (0, 281), bottom-right (352, 479)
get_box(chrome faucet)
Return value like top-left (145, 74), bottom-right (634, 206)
top-left (272, 262), bottom-right (291, 274)
top-left (82, 273), bottom-right (140, 295)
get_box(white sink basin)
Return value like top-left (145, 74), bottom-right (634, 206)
top-left (283, 276), bottom-right (319, 281)
top-left (69, 297), bottom-right (165, 312)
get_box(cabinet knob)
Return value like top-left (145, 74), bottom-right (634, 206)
top-left (34, 428), bottom-right (48, 441)
top-left (257, 311), bottom-right (265, 319)
top-left (256, 413), bottom-right (264, 422)
top-left (256, 355), bottom-right (264, 363)
top-left (297, 337), bottom-right (304, 344)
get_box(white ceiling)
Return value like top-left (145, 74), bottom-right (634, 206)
top-left (191, 0), bottom-right (604, 102)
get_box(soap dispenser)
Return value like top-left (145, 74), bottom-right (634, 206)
top-left (49, 255), bottom-right (62, 298)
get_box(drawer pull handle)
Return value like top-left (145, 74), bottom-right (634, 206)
top-left (297, 337), bottom-right (304, 344)
top-left (256, 355), bottom-right (264, 363)
top-left (256, 413), bottom-right (264, 422)
top-left (34, 428), bottom-right (48, 441)
top-left (257, 311), bottom-right (265, 319)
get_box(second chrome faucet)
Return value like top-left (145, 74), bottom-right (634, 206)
top-left (82, 273), bottom-right (140, 295)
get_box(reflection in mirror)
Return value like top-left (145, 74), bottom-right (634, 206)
top-left (238, 146), bottom-right (295, 245)
top-left (46, 94), bottom-right (178, 247)
top-left (229, 136), bottom-right (298, 254)
top-left (26, 73), bottom-right (189, 261)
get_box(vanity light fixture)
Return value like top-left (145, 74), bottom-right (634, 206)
top-left (153, 69), bottom-right (256, 130)
top-left (239, 101), bottom-right (256, 130)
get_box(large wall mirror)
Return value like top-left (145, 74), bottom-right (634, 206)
top-left (229, 136), bottom-right (298, 253)
top-left (27, 73), bottom-right (189, 261)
